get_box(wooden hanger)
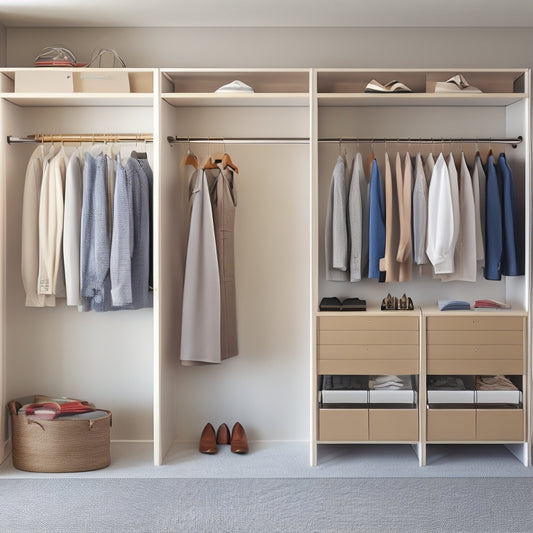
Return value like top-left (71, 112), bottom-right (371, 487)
top-left (181, 139), bottom-right (199, 168)
top-left (222, 152), bottom-right (239, 173)
top-left (202, 154), bottom-right (219, 169)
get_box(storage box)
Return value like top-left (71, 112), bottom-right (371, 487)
top-left (73, 71), bottom-right (130, 93)
top-left (15, 70), bottom-right (74, 93)
top-left (476, 390), bottom-right (522, 405)
top-left (9, 398), bottom-right (112, 473)
top-left (369, 389), bottom-right (417, 404)
top-left (427, 390), bottom-right (475, 404)
top-left (321, 390), bottom-right (368, 405)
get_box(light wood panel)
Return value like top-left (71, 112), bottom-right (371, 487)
top-left (369, 409), bottom-right (418, 441)
top-left (427, 360), bottom-right (524, 375)
top-left (477, 410), bottom-right (524, 441)
top-left (319, 344), bottom-right (418, 359)
top-left (426, 316), bottom-right (524, 331)
top-left (318, 360), bottom-right (419, 375)
top-left (318, 409), bottom-right (368, 441)
top-left (319, 330), bottom-right (417, 345)
top-left (428, 330), bottom-right (522, 345)
top-left (318, 315), bottom-right (418, 331)
top-left (427, 410), bottom-right (476, 441)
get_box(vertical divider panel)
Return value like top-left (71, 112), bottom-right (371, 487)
top-left (310, 68), bottom-right (319, 466)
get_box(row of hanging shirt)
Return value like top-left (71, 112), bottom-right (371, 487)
top-left (326, 147), bottom-right (522, 283)
top-left (21, 142), bottom-right (153, 311)
top-left (180, 149), bottom-right (239, 365)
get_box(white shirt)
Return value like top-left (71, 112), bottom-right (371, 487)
top-left (441, 153), bottom-right (477, 282)
top-left (426, 153), bottom-right (455, 274)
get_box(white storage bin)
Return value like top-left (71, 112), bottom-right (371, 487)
top-left (369, 389), bottom-right (417, 404)
top-left (15, 70), bottom-right (73, 93)
top-left (321, 390), bottom-right (368, 404)
top-left (427, 390), bottom-right (475, 404)
top-left (476, 390), bottom-right (522, 405)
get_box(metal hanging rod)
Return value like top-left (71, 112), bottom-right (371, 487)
top-left (167, 136), bottom-right (310, 145)
top-left (318, 136), bottom-right (523, 148)
top-left (7, 134), bottom-right (154, 145)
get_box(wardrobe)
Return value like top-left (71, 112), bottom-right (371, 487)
top-left (0, 67), bottom-right (529, 471)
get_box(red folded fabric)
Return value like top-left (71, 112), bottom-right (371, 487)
top-left (21, 401), bottom-right (95, 419)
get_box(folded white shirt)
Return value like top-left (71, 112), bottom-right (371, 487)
top-left (215, 80), bottom-right (254, 93)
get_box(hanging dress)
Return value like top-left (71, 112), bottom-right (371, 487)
top-left (180, 169), bottom-right (221, 365)
top-left (207, 164), bottom-right (238, 360)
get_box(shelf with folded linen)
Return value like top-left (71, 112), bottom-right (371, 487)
top-left (318, 375), bottom-right (418, 443)
top-left (426, 375), bottom-right (524, 442)
top-left (427, 375), bottom-right (522, 407)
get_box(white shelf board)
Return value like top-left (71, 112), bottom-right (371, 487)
top-left (162, 92), bottom-right (309, 107)
top-left (0, 93), bottom-right (154, 107)
top-left (318, 93), bottom-right (528, 107)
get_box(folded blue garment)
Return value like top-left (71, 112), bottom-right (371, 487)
top-left (438, 299), bottom-right (471, 311)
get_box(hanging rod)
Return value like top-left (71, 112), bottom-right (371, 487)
top-left (318, 136), bottom-right (523, 148)
top-left (7, 133), bottom-right (154, 145)
top-left (167, 136), bottom-right (310, 145)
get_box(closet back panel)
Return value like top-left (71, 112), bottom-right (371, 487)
top-left (317, 105), bottom-right (524, 307)
top-left (161, 105), bottom-right (311, 444)
top-left (3, 103), bottom-right (155, 441)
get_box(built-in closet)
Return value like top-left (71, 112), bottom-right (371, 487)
top-left (0, 67), bottom-right (530, 472)
top-left (312, 69), bottom-right (531, 466)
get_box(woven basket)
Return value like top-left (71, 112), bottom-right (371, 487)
top-left (9, 399), bottom-right (112, 473)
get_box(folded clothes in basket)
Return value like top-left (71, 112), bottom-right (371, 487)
top-left (19, 400), bottom-right (95, 420)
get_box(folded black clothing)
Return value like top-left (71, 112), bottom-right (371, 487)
top-left (319, 297), bottom-right (366, 311)
top-left (319, 297), bottom-right (342, 311)
top-left (341, 298), bottom-right (366, 311)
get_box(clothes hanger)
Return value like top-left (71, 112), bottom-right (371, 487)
top-left (367, 139), bottom-right (375, 176)
top-left (202, 139), bottom-right (219, 169)
top-left (181, 138), bottom-right (199, 168)
top-left (222, 152), bottom-right (239, 173)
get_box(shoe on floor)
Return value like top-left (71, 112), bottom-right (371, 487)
top-left (199, 423), bottom-right (217, 454)
top-left (231, 422), bottom-right (249, 454)
top-left (434, 74), bottom-right (482, 93)
top-left (364, 79), bottom-right (413, 93)
top-left (216, 423), bottom-right (231, 445)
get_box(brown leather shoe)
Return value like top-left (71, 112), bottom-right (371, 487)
top-left (216, 423), bottom-right (230, 445)
top-left (199, 423), bottom-right (217, 454)
top-left (230, 422), bottom-right (249, 454)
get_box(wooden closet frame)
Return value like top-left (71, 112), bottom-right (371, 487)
top-left (0, 67), bottom-right (529, 471)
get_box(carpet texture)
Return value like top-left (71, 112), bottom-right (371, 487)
top-left (1, 477), bottom-right (532, 533)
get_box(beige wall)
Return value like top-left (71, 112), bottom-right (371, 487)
top-left (5, 26), bottom-right (533, 69)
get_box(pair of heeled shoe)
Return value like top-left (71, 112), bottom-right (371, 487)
top-left (199, 422), bottom-right (248, 454)
top-left (381, 293), bottom-right (414, 311)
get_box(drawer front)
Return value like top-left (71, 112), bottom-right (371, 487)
top-left (427, 330), bottom-right (523, 345)
top-left (369, 409), bottom-right (418, 441)
top-left (427, 409), bottom-right (476, 441)
top-left (427, 359), bottom-right (524, 375)
top-left (427, 344), bottom-right (523, 360)
top-left (319, 316), bottom-right (418, 331)
top-left (319, 330), bottom-right (418, 345)
top-left (318, 359), bottom-right (418, 375)
top-left (427, 316), bottom-right (524, 331)
top-left (476, 409), bottom-right (524, 441)
top-left (319, 409), bottom-right (368, 441)
top-left (319, 344), bottom-right (418, 360)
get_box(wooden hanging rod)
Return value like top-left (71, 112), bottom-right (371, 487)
top-left (7, 134), bottom-right (154, 144)
top-left (167, 136), bottom-right (310, 145)
top-left (318, 136), bottom-right (523, 148)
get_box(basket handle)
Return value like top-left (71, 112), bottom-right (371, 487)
top-left (26, 418), bottom-right (45, 431)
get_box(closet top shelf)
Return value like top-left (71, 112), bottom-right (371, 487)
top-left (0, 93), bottom-right (154, 107)
top-left (317, 93), bottom-right (527, 107)
top-left (161, 92), bottom-right (309, 107)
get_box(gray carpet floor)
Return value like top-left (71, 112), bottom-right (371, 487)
top-left (1, 477), bottom-right (532, 533)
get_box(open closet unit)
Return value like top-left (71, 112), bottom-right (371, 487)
top-left (0, 67), bottom-right (158, 464)
top-left (156, 69), bottom-right (312, 465)
top-left (0, 66), bottom-right (530, 472)
top-left (311, 68), bottom-right (531, 466)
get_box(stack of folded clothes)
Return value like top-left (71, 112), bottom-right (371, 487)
top-left (475, 375), bottom-right (518, 391)
top-left (438, 300), bottom-right (470, 311)
top-left (474, 299), bottom-right (512, 309)
top-left (428, 376), bottom-right (466, 390)
top-left (322, 375), bottom-right (365, 390)
top-left (369, 375), bottom-right (412, 390)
